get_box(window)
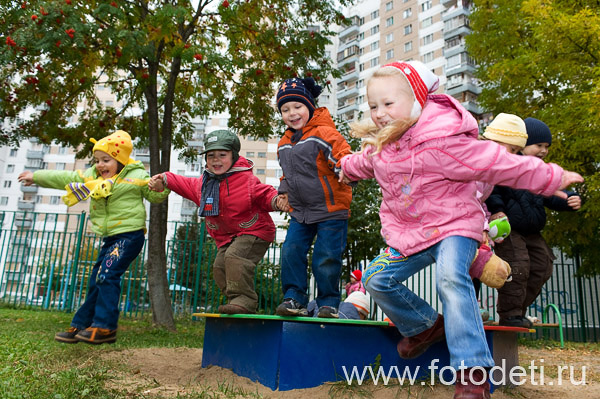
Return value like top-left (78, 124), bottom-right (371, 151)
top-left (56, 162), bottom-right (65, 171)
top-left (4, 181), bottom-right (11, 188)
top-left (0, 197), bottom-right (8, 206)
top-left (358, 17), bottom-right (365, 25)
top-left (386, 49), bottom-right (394, 60)
top-left (357, 79), bottom-right (365, 88)
top-left (447, 54), bottom-right (461, 68)
top-left (357, 95), bottom-right (365, 104)
top-left (386, 17), bottom-right (394, 27)
top-left (404, 41), bottom-right (413, 52)
top-left (386, 1), bottom-right (394, 11)
top-left (50, 196), bottom-right (61, 205)
top-left (256, 169), bottom-right (266, 175)
top-left (47, 214), bottom-right (57, 223)
top-left (371, 41), bottom-right (379, 51)
top-left (358, 32), bottom-right (364, 40)
top-left (422, 51), bottom-right (434, 63)
top-left (422, 17), bottom-right (433, 28)
top-left (6, 165), bottom-right (14, 173)
top-left (10, 149), bottom-right (18, 157)
top-left (423, 33), bottom-right (434, 46)
top-left (105, 100), bottom-right (114, 107)
top-left (385, 33), bottom-right (394, 44)
top-left (370, 57), bottom-right (379, 67)
top-left (246, 151), bottom-right (255, 157)
top-left (370, 25), bottom-right (379, 35)
top-left (422, 1), bottom-right (432, 11)
top-left (359, 63), bottom-right (365, 72)
top-left (58, 146), bottom-right (68, 154)
top-left (257, 152), bottom-right (266, 158)
top-left (404, 24), bottom-right (412, 35)
top-left (371, 10), bottom-right (379, 19)
top-left (403, 8), bottom-right (412, 19)
top-left (35, 195), bottom-right (43, 204)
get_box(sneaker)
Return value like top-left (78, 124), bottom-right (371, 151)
top-left (218, 303), bottom-right (254, 314)
top-left (317, 306), bottom-right (339, 318)
top-left (397, 314), bottom-right (445, 359)
top-left (275, 298), bottom-right (308, 316)
top-left (454, 368), bottom-right (491, 399)
top-left (499, 316), bottom-right (533, 328)
top-left (54, 327), bottom-right (81, 344)
top-left (75, 327), bottom-right (117, 345)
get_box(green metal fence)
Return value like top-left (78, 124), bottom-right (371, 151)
top-left (1, 211), bottom-right (598, 342)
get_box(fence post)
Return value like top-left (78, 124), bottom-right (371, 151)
top-left (574, 252), bottom-right (587, 342)
top-left (66, 212), bottom-right (86, 312)
top-left (192, 220), bottom-right (206, 312)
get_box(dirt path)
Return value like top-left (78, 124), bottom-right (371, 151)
top-left (105, 346), bottom-right (600, 398)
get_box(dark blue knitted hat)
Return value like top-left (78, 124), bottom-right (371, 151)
top-left (276, 77), bottom-right (322, 120)
top-left (524, 117), bottom-right (552, 146)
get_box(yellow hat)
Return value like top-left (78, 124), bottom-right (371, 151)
top-left (90, 130), bottom-right (134, 166)
top-left (482, 113), bottom-right (528, 149)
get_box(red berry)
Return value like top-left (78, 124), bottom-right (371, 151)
top-left (194, 53), bottom-right (203, 61)
top-left (31, 15), bottom-right (38, 20)
top-left (222, 0), bottom-right (229, 8)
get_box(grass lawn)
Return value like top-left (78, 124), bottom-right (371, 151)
top-left (0, 304), bottom-right (205, 399)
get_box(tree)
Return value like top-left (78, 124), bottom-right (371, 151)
top-left (466, 0), bottom-right (600, 275)
top-left (1, 0), bottom-right (353, 328)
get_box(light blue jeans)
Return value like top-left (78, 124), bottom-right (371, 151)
top-left (363, 236), bottom-right (494, 369)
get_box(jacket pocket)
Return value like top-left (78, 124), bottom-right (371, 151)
top-left (322, 175), bottom-right (335, 206)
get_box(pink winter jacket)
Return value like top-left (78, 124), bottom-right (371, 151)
top-left (164, 157), bottom-right (278, 248)
top-left (341, 94), bottom-right (564, 256)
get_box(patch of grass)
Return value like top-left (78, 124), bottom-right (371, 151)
top-left (0, 305), bottom-right (205, 399)
top-left (519, 337), bottom-right (600, 351)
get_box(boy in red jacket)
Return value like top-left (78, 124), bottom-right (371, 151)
top-left (149, 130), bottom-right (281, 314)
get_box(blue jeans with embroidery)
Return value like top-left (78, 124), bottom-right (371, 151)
top-left (280, 217), bottom-right (348, 308)
top-left (71, 229), bottom-right (145, 331)
top-left (363, 236), bottom-right (494, 369)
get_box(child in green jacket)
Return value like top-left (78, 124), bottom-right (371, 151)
top-left (18, 130), bottom-right (169, 344)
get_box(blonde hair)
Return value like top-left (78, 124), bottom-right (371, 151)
top-left (352, 67), bottom-right (418, 155)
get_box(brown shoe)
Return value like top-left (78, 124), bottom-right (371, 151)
top-left (218, 303), bottom-right (254, 314)
top-left (397, 314), bottom-right (445, 359)
top-left (54, 327), bottom-right (81, 344)
top-left (75, 327), bottom-right (117, 345)
top-left (454, 368), bottom-right (490, 399)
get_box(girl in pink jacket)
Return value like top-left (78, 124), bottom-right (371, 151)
top-left (149, 130), bottom-right (281, 315)
top-left (339, 61), bottom-right (583, 398)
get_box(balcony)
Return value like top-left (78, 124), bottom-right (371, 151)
top-left (17, 200), bottom-right (35, 211)
top-left (338, 68), bottom-right (359, 84)
top-left (446, 81), bottom-right (481, 97)
top-left (21, 184), bottom-right (38, 193)
top-left (446, 62), bottom-right (476, 76)
top-left (181, 206), bottom-right (197, 216)
top-left (11, 236), bottom-right (31, 246)
top-left (338, 23), bottom-right (359, 41)
top-left (443, 25), bottom-right (471, 39)
top-left (136, 153), bottom-right (150, 164)
top-left (337, 86), bottom-right (359, 101)
top-left (26, 150), bottom-right (45, 159)
top-left (337, 102), bottom-right (359, 116)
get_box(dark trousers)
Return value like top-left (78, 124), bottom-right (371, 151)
top-left (212, 234), bottom-right (271, 312)
top-left (493, 231), bottom-right (555, 319)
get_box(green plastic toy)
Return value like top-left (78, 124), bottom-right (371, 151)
top-left (489, 217), bottom-right (511, 243)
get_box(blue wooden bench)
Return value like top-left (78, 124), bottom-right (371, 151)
top-left (193, 313), bottom-right (532, 391)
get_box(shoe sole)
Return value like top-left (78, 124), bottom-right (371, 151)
top-left (76, 336), bottom-right (117, 345)
top-left (275, 306), bottom-right (308, 317)
top-left (54, 336), bottom-right (79, 344)
top-left (317, 312), bottom-right (339, 318)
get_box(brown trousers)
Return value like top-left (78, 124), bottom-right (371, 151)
top-left (493, 231), bottom-right (555, 319)
top-left (212, 234), bottom-right (271, 312)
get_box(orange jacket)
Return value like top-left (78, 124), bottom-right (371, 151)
top-left (277, 107), bottom-right (352, 223)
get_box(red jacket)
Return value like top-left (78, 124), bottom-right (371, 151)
top-left (164, 157), bottom-right (278, 247)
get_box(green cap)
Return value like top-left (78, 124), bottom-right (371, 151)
top-left (202, 130), bottom-right (241, 157)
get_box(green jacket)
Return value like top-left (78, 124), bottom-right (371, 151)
top-left (33, 161), bottom-right (169, 237)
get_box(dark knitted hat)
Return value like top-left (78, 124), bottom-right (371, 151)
top-left (276, 77), bottom-right (322, 120)
top-left (524, 117), bottom-right (552, 146)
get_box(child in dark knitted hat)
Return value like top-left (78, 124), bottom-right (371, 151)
top-left (148, 129), bottom-right (283, 315)
top-left (486, 117), bottom-right (582, 328)
top-left (274, 77), bottom-right (353, 319)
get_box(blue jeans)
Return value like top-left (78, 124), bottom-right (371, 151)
top-left (363, 236), bottom-right (494, 369)
top-left (71, 230), bottom-right (145, 331)
top-left (280, 217), bottom-right (348, 308)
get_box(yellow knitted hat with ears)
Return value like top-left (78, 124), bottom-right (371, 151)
top-left (482, 113), bottom-right (528, 149)
top-left (90, 130), bottom-right (135, 166)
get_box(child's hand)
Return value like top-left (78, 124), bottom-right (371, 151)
top-left (18, 171), bottom-right (34, 186)
top-left (277, 193), bottom-right (290, 212)
top-left (554, 171), bottom-right (584, 199)
top-left (567, 195), bottom-right (582, 210)
top-left (489, 212), bottom-right (507, 221)
top-left (338, 170), bottom-right (352, 185)
top-left (148, 174), bottom-right (165, 192)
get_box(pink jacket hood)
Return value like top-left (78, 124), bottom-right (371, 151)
top-left (341, 94), bottom-right (564, 256)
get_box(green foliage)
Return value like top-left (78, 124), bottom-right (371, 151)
top-left (466, 0), bottom-right (600, 274)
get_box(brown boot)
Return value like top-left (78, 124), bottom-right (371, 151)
top-left (396, 314), bottom-right (445, 359)
top-left (218, 303), bottom-right (254, 314)
top-left (454, 368), bottom-right (490, 399)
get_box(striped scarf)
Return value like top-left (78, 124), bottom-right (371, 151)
top-left (199, 170), bottom-right (234, 217)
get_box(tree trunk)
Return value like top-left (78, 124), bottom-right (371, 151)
top-left (147, 200), bottom-right (176, 330)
